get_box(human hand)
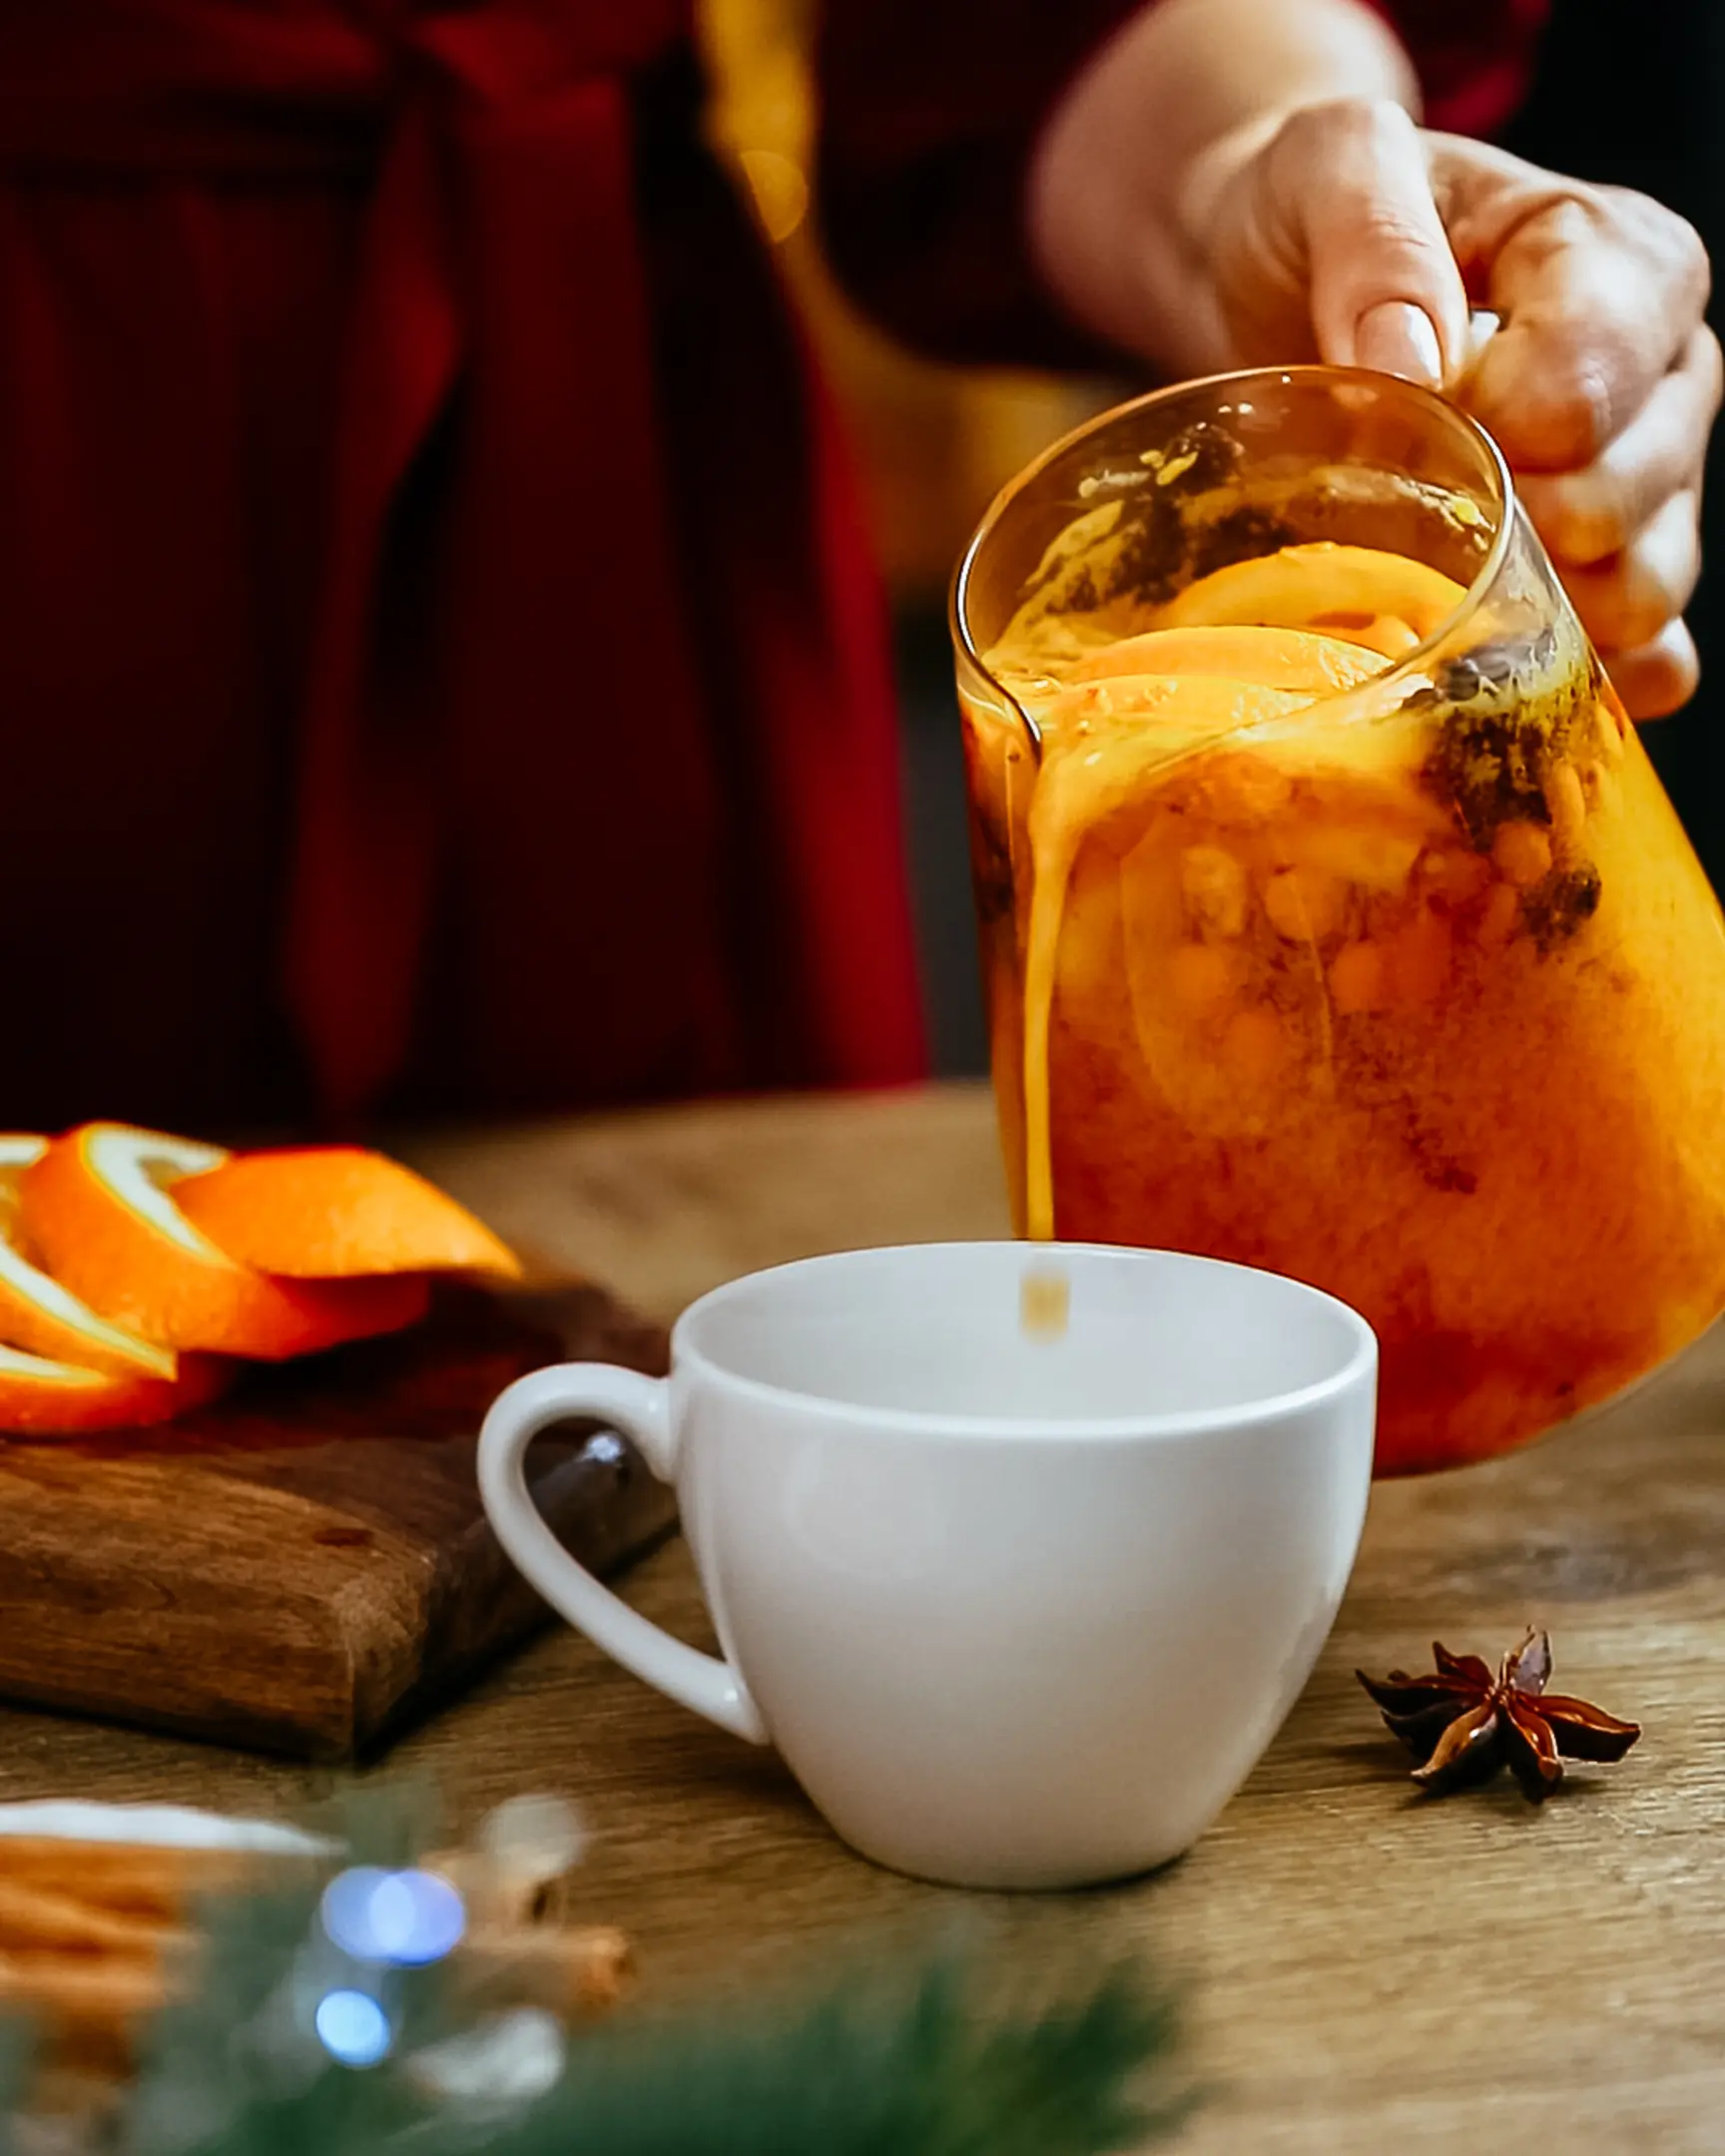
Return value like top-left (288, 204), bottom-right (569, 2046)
top-left (1188, 101), bottom-right (1717, 717)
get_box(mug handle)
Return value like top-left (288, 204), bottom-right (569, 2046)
top-left (477, 1364), bottom-right (769, 1745)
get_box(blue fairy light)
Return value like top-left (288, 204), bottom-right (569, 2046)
top-left (314, 1988), bottom-right (393, 2068)
top-left (320, 1866), bottom-right (466, 1966)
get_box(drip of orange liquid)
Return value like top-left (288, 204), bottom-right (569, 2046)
top-left (992, 547), bottom-right (1459, 1240)
top-left (1019, 1263), bottom-right (1071, 1340)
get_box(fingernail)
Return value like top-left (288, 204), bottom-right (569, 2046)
top-left (1355, 301), bottom-right (1444, 387)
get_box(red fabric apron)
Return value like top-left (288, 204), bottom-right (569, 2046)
top-left (0, 1), bottom-right (925, 1130)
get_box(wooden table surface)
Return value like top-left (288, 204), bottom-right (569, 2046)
top-left (3, 1083), bottom-right (1722, 2152)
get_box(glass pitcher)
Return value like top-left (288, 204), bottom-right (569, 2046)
top-left (951, 366), bottom-right (1725, 1476)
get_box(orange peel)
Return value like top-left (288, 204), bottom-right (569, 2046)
top-left (19, 1125), bottom-right (430, 1360)
top-left (0, 1135), bottom-right (179, 1379)
top-left (0, 1343), bottom-right (230, 1437)
top-left (174, 1147), bottom-right (522, 1281)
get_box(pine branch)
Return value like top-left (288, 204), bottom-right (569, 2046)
top-left (120, 1925), bottom-right (1188, 2156)
top-left (0, 1790), bottom-right (1196, 2156)
top-left (0, 2021), bottom-right (35, 2156)
top-left (485, 1950), bottom-right (1190, 2156)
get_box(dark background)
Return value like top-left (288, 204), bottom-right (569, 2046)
top-left (892, 0), bottom-right (1725, 1078)
top-left (1504, 0), bottom-right (1725, 876)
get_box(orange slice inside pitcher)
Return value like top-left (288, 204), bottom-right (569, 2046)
top-left (20, 1125), bottom-right (430, 1359)
top-left (983, 539), bottom-right (1472, 1240)
top-left (0, 1342), bottom-right (230, 1437)
top-left (174, 1147), bottom-right (522, 1281)
top-left (1068, 625), bottom-right (1388, 696)
top-left (0, 1135), bottom-right (178, 1378)
top-left (1152, 542), bottom-right (1464, 643)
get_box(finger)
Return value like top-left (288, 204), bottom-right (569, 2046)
top-left (1603, 619), bottom-right (1700, 721)
top-left (1560, 487), bottom-right (1702, 653)
top-left (1258, 100), bottom-right (1470, 385)
top-left (1437, 139), bottom-right (1711, 468)
top-left (1516, 326), bottom-right (1722, 565)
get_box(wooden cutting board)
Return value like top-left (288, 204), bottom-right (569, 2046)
top-left (0, 1283), bottom-right (675, 1762)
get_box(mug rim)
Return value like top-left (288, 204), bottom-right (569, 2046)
top-left (670, 1240), bottom-right (1378, 1442)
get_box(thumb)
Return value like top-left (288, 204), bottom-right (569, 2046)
top-left (1263, 100), bottom-right (1469, 387)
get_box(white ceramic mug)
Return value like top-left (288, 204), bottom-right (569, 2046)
top-left (477, 1242), bottom-right (1376, 1890)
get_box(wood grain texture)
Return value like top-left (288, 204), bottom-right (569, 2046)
top-left (0, 1085), bottom-right (1720, 2149)
top-left (0, 1284), bottom-right (673, 1761)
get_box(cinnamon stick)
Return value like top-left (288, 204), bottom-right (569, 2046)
top-left (461, 1924), bottom-right (633, 2015)
top-left (0, 1878), bottom-right (185, 1959)
top-left (0, 1949), bottom-right (168, 2074)
top-left (0, 1839), bottom-right (249, 1919)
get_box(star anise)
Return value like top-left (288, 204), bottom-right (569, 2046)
top-left (1358, 1629), bottom-right (1640, 1802)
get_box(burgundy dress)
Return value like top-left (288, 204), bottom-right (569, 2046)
top-left (0, 0), bottom-right (1546, 1132)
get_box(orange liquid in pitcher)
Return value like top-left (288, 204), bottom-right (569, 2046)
top-left (966, 541), bottom-right (1725, 1474)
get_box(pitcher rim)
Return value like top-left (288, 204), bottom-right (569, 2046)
top-left (948, 362), bottom-right (1517, 724)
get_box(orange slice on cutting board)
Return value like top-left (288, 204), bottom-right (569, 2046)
top-left (0, 1136), bottom-right (178, 1378)
top-left (19, 1125), bottom-right (430, 1360)
top-left (174, 1147), bottom-right (522, 1281)
top-left (0, 1342), bottom-right (230, 1437)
